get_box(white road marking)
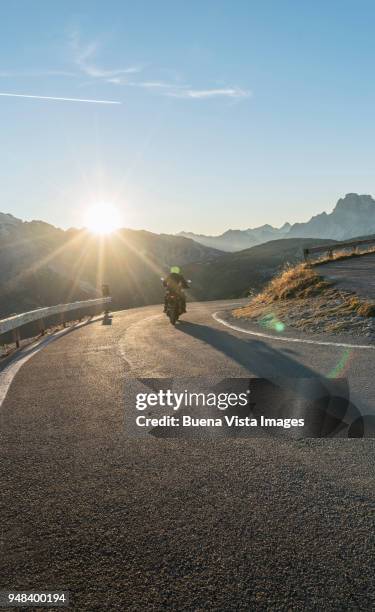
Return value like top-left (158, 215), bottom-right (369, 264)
top-left (213, 312), bottom-right (375, 350)
top-left (0, 318), bottom-right (103, 408)
top-left (118, 314), bottom-right (162, 364)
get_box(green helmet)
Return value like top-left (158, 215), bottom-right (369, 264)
top-left (170, 266), bottom-right (181, 274)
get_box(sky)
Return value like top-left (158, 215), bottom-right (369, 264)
top-left (1, 0), bottom-right (375, 234)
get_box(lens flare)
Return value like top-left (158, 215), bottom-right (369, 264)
top-left (259, 313), bottom-right (286, 333)
top-left (327, 349), bottom-right (353, 378)
top-left (84, 202), bottom-right (123, 235)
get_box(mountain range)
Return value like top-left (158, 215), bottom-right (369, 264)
top-left (180, 193), bottom-right (375, 251)
top-left (180, 223), bottom-right (292, 252)
top-left (0, 219), bottom-right (220, 317)
top-left (1, 192), bottom-right (374, 317)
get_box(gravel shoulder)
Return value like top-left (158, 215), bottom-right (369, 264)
top-left (233, 291), bottom-right (375, 340)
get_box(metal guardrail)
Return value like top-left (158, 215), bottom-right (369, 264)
top-left (303, 237), bottom-right (375, 260)
top-left (0, 297), bottom-right (111, 348)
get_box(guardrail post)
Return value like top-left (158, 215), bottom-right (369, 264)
top-left (12, 328), bottom-right (20, 349)
top-left (39, 319), bottom-right (45, 335)
top-left (102, 285), bottom-right (111, 323)
top-left (303, 249), bottom-right (309, 261)
top-left (102, 285), bottom-right (110, 315)
top-left (328, 249), bottom-right (333, 259)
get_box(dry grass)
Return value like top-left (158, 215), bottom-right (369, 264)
top-left (234, 261), bottom-right (375, 333)
top-left (355, 300), bottom-right (375, 317)
top-left (319, 295), bottom-right (375, 318)
top-left (250, 263), bottom-right (331, 303)
top-left (312, 245), bottom-right (375, 266)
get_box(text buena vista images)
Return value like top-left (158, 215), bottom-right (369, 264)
top-left (134, 389), bottom-right (305, 429)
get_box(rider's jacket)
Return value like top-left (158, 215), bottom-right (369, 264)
top-left (163, 273), bottom-right (189, 293)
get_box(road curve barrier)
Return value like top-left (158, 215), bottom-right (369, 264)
top-left (0, 297), bottom-right (112, 348)
top-left (303, 236), bottom-right (375, 260)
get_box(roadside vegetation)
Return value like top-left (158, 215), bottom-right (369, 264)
top-left (311, 244), bottom-right (375, 266)
top-left (234, 262), bottom-right (375, 337)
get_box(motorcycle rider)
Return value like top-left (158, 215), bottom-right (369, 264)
top-left (163, 266), bottom-right (189, 314)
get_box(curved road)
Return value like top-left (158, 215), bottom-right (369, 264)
top-left (0, 300), bottom-right (374, 611)
top-left (315, 251), bottom-right (375, 299)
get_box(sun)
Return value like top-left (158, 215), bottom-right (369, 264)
top-left (84, 202), bottom-right (123, 235)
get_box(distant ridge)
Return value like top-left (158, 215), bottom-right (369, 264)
top-left (179, 194), bottom-right (375, 251)
top-left (0, 217), bottom-right (222, 316)
top-left (179, 223), bottom-right (291, 252)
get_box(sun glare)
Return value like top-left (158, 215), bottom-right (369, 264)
top-left (84, 202), bottom-right (123, 235)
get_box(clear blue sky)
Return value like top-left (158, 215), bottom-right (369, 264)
top-left (1, 0), bottom-right (375, 234)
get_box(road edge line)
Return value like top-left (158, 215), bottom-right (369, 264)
top-left (212, 312), bottom-right (375, 350)
top-left (0, 316), bottom-right (104, 408)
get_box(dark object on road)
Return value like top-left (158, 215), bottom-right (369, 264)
top-left (164, 289), bottom-right (185, 325)
top-left (162, 269), bottom-right (190, 325)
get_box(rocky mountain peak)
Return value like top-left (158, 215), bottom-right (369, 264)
top-left (0, 212), bottom-right (22, 226)
top-left (334, 193), bottom-right (375, 213)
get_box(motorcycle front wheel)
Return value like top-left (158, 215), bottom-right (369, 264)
top-left (168, 307), bottom-right (178, 325)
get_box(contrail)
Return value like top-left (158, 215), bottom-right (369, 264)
top-left (0, 92), bottom-right (121, 104)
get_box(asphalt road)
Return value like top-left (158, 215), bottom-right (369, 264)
top-left (0, 300), bottom-right (374, 611)
top-left (315, 252), bottom-right (375, 299)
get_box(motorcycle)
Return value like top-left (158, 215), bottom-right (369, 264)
top-left (161, 278), bottom-right (191, 325)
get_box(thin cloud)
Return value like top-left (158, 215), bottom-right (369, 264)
top-left (79, 63), bottom-right (142, 79)
top-left (70, 31), bottom-right (142, 79)
top-left (0, 30), bottom-right (250, 106)
top-left (0, 92), bottom-right (121, 104)
top-left (134, 81), bottom-right (178, 89)
top-left (167, 87), bottom-right (251, 99)
top-left (113, 79), bottom-right (251, 102)
top-left (106, 78), bottom-right (183, 89)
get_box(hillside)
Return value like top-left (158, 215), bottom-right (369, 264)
top-left (233, 257), bottom-right (375, 339)
top-left (183, 238), bottom-right (336, 301)
top-left (0, 219), bottom-right (222, 317)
